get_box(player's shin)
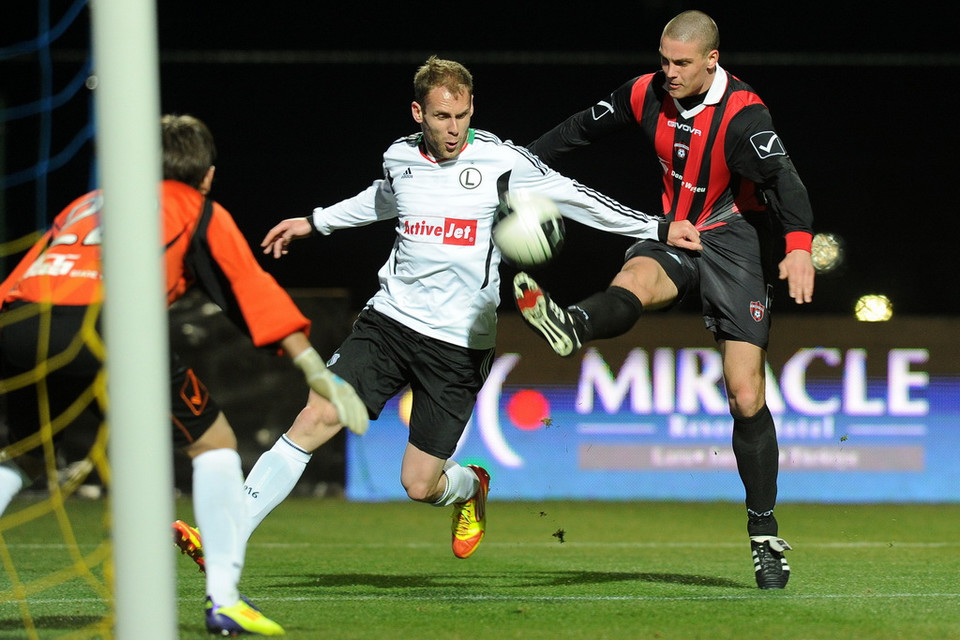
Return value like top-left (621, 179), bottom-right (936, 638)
top-left (192, 449), bottom-right (246, 605)
top-left (732, 404), bottom-right (779, 536)
top-left (570, 286), bottom-right (643, 343)
top-left (241, 434), bottom-right (312, 541)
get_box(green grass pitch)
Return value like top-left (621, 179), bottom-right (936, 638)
top-left (1, 498), bottom-right (959, 638)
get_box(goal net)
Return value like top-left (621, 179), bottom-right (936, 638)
top-left (1, 2), bottom-right (175, 638)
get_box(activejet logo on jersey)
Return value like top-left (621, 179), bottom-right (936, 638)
top-left (750, 131), bottom-right (785, 158)
top-left (402, 217), bottom-right (477, 246)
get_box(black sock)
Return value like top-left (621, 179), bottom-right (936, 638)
top-left (748, 512), bottom-right (778, 537)
top-left (568, 286), bottom-right (643, 343)
top-left (732, 404), bottom-right (780, 536)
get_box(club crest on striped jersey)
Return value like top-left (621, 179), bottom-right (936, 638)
top-left (402, 216), bottom-right (477, 246)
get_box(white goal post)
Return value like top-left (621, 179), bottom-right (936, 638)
top-left (90, 1), bottom-right (177, 638)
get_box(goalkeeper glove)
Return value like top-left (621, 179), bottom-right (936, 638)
top-left (293, 347), bottom-right (369, 435)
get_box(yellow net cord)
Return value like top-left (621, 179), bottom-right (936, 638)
top-left (0, 258), bottom-right (114, 638)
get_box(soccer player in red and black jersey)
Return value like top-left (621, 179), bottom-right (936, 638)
top-left (514, 10), bottom-right (815, 589)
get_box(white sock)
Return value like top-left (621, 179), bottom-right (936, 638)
top-left (432, 460), bottom-right (479, 507)
top-left (192, 449), bottom-right (246, 606)
top-left (0, 465), bottom-right (25, 517)
top-left (242, 435), bottom-right (311, 542)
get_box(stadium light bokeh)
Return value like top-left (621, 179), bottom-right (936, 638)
top-left (811, 232), bottom-right (843, 274)
top-left (855, 294), bottom-right (894, 322)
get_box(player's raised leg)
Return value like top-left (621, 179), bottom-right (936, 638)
top-left (241, 390), bottom-right (344, 542)
top-left (513, 272), bottom-right (582, 357)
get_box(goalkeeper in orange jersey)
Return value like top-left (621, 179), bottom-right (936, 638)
top-left (0, 114), bottom-right (367, 636)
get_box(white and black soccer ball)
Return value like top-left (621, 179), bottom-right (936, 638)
top-left (492, 190), bottom-right (565, 268)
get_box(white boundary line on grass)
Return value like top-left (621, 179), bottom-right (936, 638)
top-left (6, 592), bottom-right (960, 606)
top-left (256, 592), bottom-right (960, 602)
top-left (251, 541), bottom-right (959, 549)
top-left (5, 541), bottom-right (960, 549)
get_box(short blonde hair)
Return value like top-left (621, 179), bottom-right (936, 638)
top-left (413, 56), bottom-right (474, 106)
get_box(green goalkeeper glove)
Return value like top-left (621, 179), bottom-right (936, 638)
top-left (294, 347), bottom-right (369, 435)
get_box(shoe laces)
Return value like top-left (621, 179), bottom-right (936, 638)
top-left (453, 500), bottom-right (477, 536)
top-left (752, 537), bottom-right (789, 574)
top-left (752, 535), bottom-right (791, 553)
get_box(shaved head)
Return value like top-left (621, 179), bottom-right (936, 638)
top-left (662, 10), bottom-right (719, 54)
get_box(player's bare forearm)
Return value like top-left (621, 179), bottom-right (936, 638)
top-left (261, 217), bottom-right (313, 259)
top-left (666, 220), bottom-right (702, 251)
top-left (279, 331), bottom-right (312, 360)
top-left (778, 250), bottom-right (815, 304)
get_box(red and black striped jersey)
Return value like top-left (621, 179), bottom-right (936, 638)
top-left (529, 66), bottom-right (813, 253)
top-left (0, 180), bottom-right (309, 348)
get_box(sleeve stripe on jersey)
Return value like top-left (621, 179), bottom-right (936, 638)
top-left (391, 133), bottom-right (421, 148)
top-left (473, 129), bottom-right (502, 144)
top-left (493, 130), bottom-right (654, 222)
top-left (502, 139), bottom-right (551, 176)
top-left (570, 181), bottom-right (656, 222)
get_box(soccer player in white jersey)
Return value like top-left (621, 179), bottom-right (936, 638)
top-left (176, 57), bottom-right (700, 565)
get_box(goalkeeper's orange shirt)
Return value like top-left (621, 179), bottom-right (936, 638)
top-left (0, 180), bottom-right (309, 348)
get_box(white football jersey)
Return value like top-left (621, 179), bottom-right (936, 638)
top-left (310, 128), bottom-right (660, 349)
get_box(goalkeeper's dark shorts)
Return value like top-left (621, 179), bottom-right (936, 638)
top-left (168, 351), bottom-right (221, 448)
top-left (624, 216), bottom-right (773, 351)
top-left (327, 308), bottom-right (494, 459)
top-left (0, 302), bottom-right (221, 450)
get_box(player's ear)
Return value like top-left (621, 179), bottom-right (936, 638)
top-left (199, 166), bottom-right (215, 195)
top-left (411, 101), bottom-right (424, 123)
top-left (707, 49), bottom-right (719, 71)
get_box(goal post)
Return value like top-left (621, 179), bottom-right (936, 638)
top-left (89, 1), bottom-right (177, 638)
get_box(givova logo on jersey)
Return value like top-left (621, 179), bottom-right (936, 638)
top-left (401, 217), bottom-right (477, 246)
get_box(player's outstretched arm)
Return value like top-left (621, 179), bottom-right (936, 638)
top-left (778, 249), bottom-right (815, 304)
top-left (666, 220), bottom-right (702, 251)
top-left (281, 333), bottom-right (370, 435)
top-left (261, 217), bottom-right (313, 259)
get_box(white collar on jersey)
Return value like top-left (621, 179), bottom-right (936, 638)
top-left (673, 64), bottom-right (729, 120)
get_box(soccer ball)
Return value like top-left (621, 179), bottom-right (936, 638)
top-left (493, 190), bottom-right (565, 268)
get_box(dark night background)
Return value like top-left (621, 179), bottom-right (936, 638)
top-left (1, 1), bottom-right (958, 492)
top-left (3, 1), bottom-right (959, 317)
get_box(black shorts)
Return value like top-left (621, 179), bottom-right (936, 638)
top-left (625, 217), bottom-right (773, 350)
top-left (0, 302), bottom-right (220, 450)
top-left (327, 308), bottom-right (494, 459)
top-left (168, 351), bottom-right (221, 448)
